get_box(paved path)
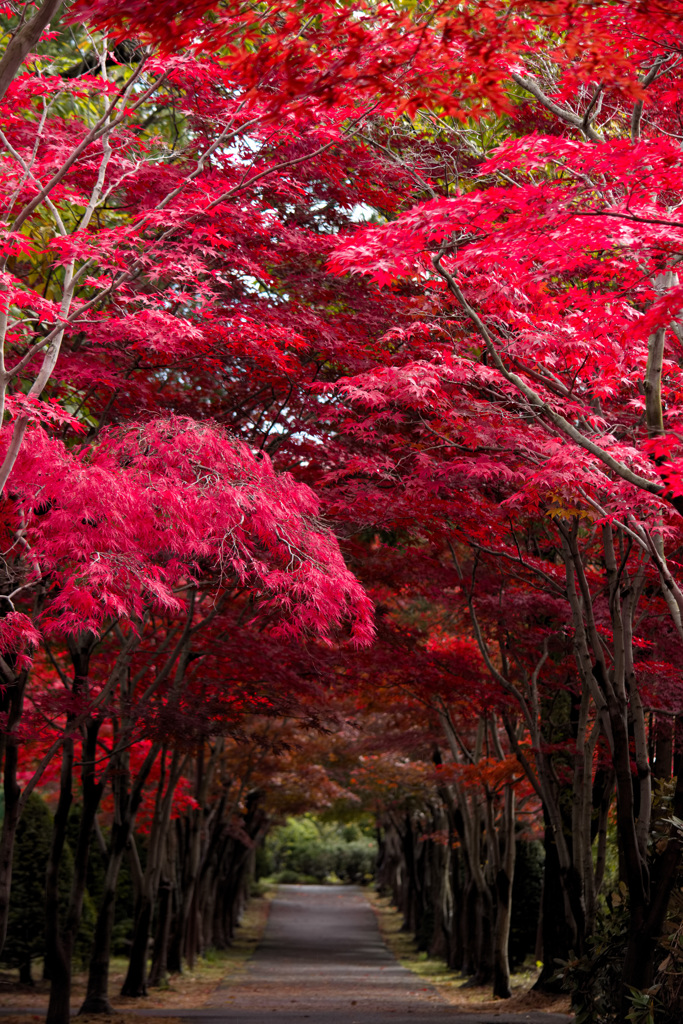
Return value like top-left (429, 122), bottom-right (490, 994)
top-left (194, 884), bottom-right (573, 1024)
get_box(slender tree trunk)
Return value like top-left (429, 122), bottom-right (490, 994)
top-left (45, 635), bottom-right (103, 1024)
top-left (148, 875), bottom-right (173, 987)
top-left (471, 883), bottom-right (494, 986)
top-left (121, 896), bottom-right (154, 997)
top-left (183, 886), bottom-right (201, 970)
top-left (45, 739), bottom-right (74, 1024)
top-left (149, 824), bottom-right (178, 984)
top-left (166, 818), bottom-right (186, 975)
top-left (49, 745), bottom-right (102, 1024)
top-left (121, 747), bottom-right (182, 997)
top-left (460, 875), bottom-right (476, 976)
top-left (447, 835), bottom-right (464, 971)
top-left (428, 806), bottom-right (452, 962)
top-left (492, 786), bottom-right (516, 999)
top-left (211, 860), bottom-right (228, 950)
top-left (19, 956), bottom-right (33, 986)
top-left (653, 715), bottom-right (674, 781)
top-left (534, 816), bottom-right (573, 993)
top-left (79, 830), bottom-right (129, 1013)
top-left (177, 774), bottom-right (209, 969)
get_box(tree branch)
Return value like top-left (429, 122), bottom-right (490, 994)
top-left (431, 251), bottom-right (667, 504)
top-left (0, 0), bottom-right (64, 103)
top-left (511, 72), bottom-right (602, 143)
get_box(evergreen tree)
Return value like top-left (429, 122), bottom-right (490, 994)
top-left (3, 794), bottom-right (53, 984)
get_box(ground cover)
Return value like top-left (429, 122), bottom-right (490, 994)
top-left (0, 892), bottom-right (273, 1021)
top-left (365, 890), bottom-right (571, 1018)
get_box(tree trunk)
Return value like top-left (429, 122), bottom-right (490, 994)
top-left (79, 833), bottom-right (128, 1013)
top-left (46, 635), bottom-right (102, 1024)
top-left (211, 860), bottom-right (228, 950)
top-left (620, 752), bottom-right (683, 1004)
top-left (428, 809), bottom-right (452, 962)
top-left (81, 730), bottom-right (162, 1012)
top-left (19, 957), bottom-right (33, 986)
top-left (534, 819), bottom-right (573, 993)
top-left (447, 840), bottom-right (465, 971)
top-left (0, 0), bottom-right (65, 103)
top-left (150, 825), bottom-right (178, 984)
top-left (121, 748), bottom-right (183, 997)
top-left (45, 740), bottom-right (74, 1024)
top-left (653, 715), bottom-right (674, 781)
top-left (492, 786), bottom-right (515, 999)
top-left (148, 876), bottom-right (173, 987)
top-left (183, 888), bottom-right (201, 970)
top-left (48, 741), bottom-right (102, 1024)
top-left (470, 883), bottom-right (494, 986)
top-left (121, 895), bottom-right (153, 997)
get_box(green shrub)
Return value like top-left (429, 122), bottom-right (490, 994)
top-left (276, 869), bottom-right (319, 885)
top-left (559, 890), bottom-right (630, 1024)
top-left (334, 839), bottom-right (377, 882)
top-left (264, 814), bottom-right (378, 884)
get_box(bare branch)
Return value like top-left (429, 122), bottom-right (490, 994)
top-left (511, 72), bottom-right (602, 143)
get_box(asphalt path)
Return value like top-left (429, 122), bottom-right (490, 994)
top-left (195, 884), bottom-right (574, 1024)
